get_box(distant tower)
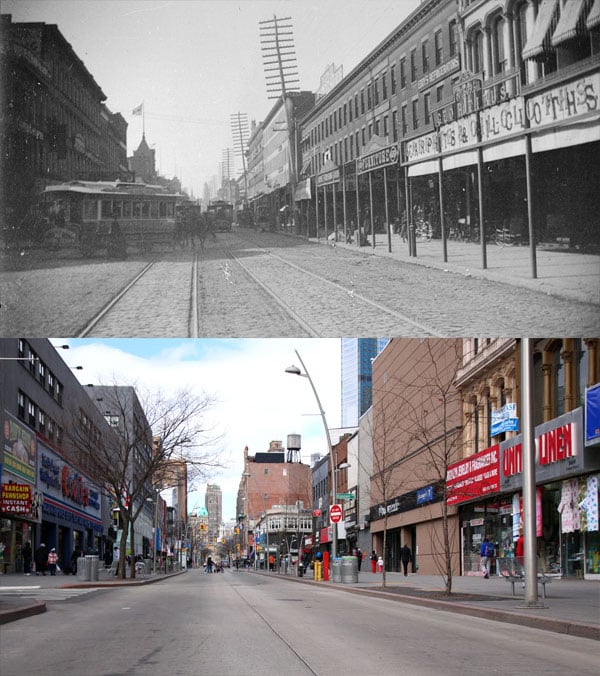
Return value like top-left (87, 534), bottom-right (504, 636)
top-left (286, 434), bottom-right (301, 463)
top-left (205, 484), bottom-right (222, 540)
top-left (128, 134), bottom-right (156, 183)
top-left (341, 338), bottom-right (389, 426)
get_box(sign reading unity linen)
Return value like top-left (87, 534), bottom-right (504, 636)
top-left (357, 143), bottom-right (399, 174)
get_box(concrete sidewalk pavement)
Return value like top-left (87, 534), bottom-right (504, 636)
top-left (261, 568), bottom-right (599, 640)
top-left (309, 233), bottom-right (600, 307)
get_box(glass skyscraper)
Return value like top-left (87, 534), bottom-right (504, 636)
top-left (341, 338), bottom-right (389, 427)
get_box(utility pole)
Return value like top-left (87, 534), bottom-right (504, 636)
top-left (221, 148), bottom-right (234, 202)
top-left (231, 112), bottom-right (249, 208)
top-left (259, 15), bottom-right (300, 225)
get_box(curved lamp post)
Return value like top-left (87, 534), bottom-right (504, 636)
top-left (285, 350), bottom-right (338, 559)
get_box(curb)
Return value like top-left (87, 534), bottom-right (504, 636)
top-left (255, 572), bottom-right (599, 641)
top-left (0, 599), bottom-right (46, 625)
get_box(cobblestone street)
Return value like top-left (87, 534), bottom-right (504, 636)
top-left (1, 230), bottom-right (598, 337)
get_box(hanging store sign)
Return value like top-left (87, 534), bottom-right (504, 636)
top-left (357, 143), bottom-right (399, 174)
top-left (405, 131), bottom-right (439, 163)
top-left (490, 403), bottom-right (519, 436)
top-left (585, 383), bottom-right (600, 445)
top-left (416, 485), bottom-right (434, 505)
top-left (0, 482), bottom-right (31, 514)
top-left (525, 72), bottom-right (600, 130)
top-left (418, 55), bottom-right (460, 91)
top-left (438, 113), bottom-right (479, 153)
top-left (446, 444), bottom-right (500, 506)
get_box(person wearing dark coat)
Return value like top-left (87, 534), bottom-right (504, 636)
top-left (22, 542), bottom-right (33, 575)
top-left (400, 544), bottom-right (412, 576)
top-left (34, 543), bottom-right (48, 576)
top-left (70, 547), bottom-right (82, 575)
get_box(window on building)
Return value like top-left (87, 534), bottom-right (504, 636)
top-left (18, 339), bottom-right (26, 359)
top-left (401, 104), bottom-right (408, 136)
top-left (424, 92), bottom-right (431, 125)
top-left (348, 99), bottom-right (353, 122)
top-left (56, 380), bottom-right (63, 405)
top-left (436, 83), bottom-right (444, 103)
top-left (343, 103), bottom-right (347, 126)
top-left (400, 57), bottom-right (406, 88)
top-left (18, 391), bottom-right (25, 419)
top-left (492, 14), bottom-right (507, 74)
top-left (410, 49), bottom-right (417, 81)
top-left (38, 409), bottom-right (46, 435)
top-left (355, 93), bottom-right (359, 118)
top-left (412, 98), bottom-right (419, 130)
top-left (383, 115), bottom-right (389, 137)
top-left (361, 127), bottom-right (366, 146)
top-left (360, 89), bottom-right (365, 114)
top-left (47, 418), bottom-right (55, 442)
top-left (392, 110), bottom-right (398, 142)
top-left (356, 131), bottom-right (360, 155)
top-left (367, 83), bottom-right (372, 110)
top-left (449, 19), bottom-right (458, 57)
top-left (435, 29), bottom-right (443, 66)
top-left (38, 361), bottom-right (46, 385)
top-left (27, 400), bottom-right (36, 427)
top-left (422, 39), bottom-right (429, 73)
top-left (390, 64), bottom-right (396, 95)
top-left (472, 28), bottom-right (484, 74)
top-left (382, 72), bottom-right (388, 100)
top-left (368, 122), bottom-right (373, 139)
top-left (374, 77), bottom-right (379, 105)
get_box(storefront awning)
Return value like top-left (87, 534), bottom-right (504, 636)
top-left (407, 159), bottom-right (438, 177)
top-left (587, 0), bottom-right (600, 29)
top-left (551, 0), bottom-right (586, 47)
top-left (532, 115), bottom-right (600, 153)
top-left (522, 0), bottom-right (559, 60)
top-left (482, 138), bottom-right (526, 163)
top-left (442, 150), bottom-right (478, 171)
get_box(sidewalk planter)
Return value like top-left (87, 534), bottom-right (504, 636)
top-left (76, 556), bottom-right (88, 581)
top-left (341, 556), bottom-right (359, 584)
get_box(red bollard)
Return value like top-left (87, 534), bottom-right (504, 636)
top-left (323, 551), bottom-right (330, 581)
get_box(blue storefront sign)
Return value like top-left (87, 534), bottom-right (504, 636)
top-left (491, 403), bottom-right (519, 436)
top-left (417, 485), bottom-right (434, 504)
top-left (585, 383), bottom-right (600, 445)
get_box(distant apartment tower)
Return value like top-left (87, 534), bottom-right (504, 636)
top-left (205, 484), bottom-right (222, 541)
top-left (341, 338), bottom-right (389, 427)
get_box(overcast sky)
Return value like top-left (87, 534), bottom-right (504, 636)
top-left (61, 338), bottom-right (342, 520)
top-left (4, 0), bottom-right (419, 197)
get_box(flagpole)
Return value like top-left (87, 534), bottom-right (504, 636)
top-left (143, 101), bottom-right (146, 137)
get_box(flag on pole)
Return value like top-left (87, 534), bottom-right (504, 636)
top-left (132, 103), bottom-right (143, 116)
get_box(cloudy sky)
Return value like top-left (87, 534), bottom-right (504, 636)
top-left (4, 0), bottom-right (419, 197)
top-left (61, 338), bottom-right (341, 519)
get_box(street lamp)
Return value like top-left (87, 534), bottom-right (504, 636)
top-left (285, 350), bottom-right (338, 558)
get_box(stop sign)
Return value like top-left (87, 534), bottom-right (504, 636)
top-left (329, 504), bottom-right (343, 523)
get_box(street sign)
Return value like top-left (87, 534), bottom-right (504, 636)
top-left (312, 509), bottom-right (322, 517)
top-left (336, 493), bottom-right (354, 500)
top-left (329, 504), bottom-right (343, 523)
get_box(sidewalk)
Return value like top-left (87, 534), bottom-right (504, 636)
top-left (308, 233), bottom-right (600, 306)
top-left (262, 568), bottom-right (600, 640)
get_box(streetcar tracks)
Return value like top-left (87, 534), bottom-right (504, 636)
top-left (76, 261), bottom-right (156, 337)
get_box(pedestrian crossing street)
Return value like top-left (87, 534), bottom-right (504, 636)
top-left (0, 586), bottom-right (101, 601)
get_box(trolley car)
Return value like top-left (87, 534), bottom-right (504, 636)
top-left (42, 180), bottom-right (181, 256)
top-left (206, 200), bottom-right (233, 232)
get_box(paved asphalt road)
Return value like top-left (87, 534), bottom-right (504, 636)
top-left (0, 569), bottom-right (597, 675)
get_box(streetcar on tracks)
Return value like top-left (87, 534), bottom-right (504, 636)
top-left (206, 200), bottom-right (233, 232)
top-left (41, 180), bottom-right (181, 256)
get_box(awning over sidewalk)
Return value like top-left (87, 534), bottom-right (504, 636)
top-left (587, 0), bottom-right (600, 29)
top-left (551, 0), bottom-right (587, 47)
top-left (407, 159), bottom-right (438, 177)
top-left (522, 0), bottom-right (559, 60)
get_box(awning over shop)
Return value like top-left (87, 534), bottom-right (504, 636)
top-left (531, 115), bottom-right (600, 153)
top-left (551, 0), bottom-right (587, 47)
top-left (295, 178), bottom-right (312, 201)
top-left (522, 0), bottom-right (559, 60)
top-left (442, 150), bottom-right (478, 171)
top-left (407, 159), bottom-right (438, 177)
top-left (587, 0), bottom-right (600, 29)
top-left (482, 138), bottom-right (526, 163)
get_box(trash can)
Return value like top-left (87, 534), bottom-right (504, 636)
top-left (76, 556), bottom-right (88, 581)
top-left (87, 555), bottom-right (99, 581)
top-left (144, 558), bottom-right (152, 574)
top-left (331, 557), bottom-right (342, 583)
top-left (341, 555), bottom-right (358, 584)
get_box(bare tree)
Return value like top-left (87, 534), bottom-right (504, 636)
top-left (70, 383), bottom-right (222, 579)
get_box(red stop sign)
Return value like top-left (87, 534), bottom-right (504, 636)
top-left (329, 504), bottom-right (343, 523)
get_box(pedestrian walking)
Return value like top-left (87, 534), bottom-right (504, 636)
top-left (70, 546), bottom-right (82, 575)
top-left (400, 543), bottom-right (412, 576)
top-left (22, 541), bottom-right (32, 575)
top-left (370, 550), bottom-right (377, 574)
top-left (356, 547), bottom-right (362, 572)
top-left (377, 556), bottom-right (384, 573)
top-left (47, 548), bottom-right (59, 575)
top-left (480, 537), bottom-right (494, 578)
top-left (34, 543), bottom-right (48, 576)
top-left (205, 556), bottom-right (213, 573)
top-left (269, 554), bottom-right (275, 571)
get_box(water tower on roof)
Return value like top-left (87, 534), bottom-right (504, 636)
top-left (286, 434), bottom-right (301, 463)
